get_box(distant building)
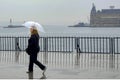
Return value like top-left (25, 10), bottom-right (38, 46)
top-left (90, 4), bottom-right (120, 27)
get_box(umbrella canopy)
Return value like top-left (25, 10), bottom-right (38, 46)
top-left (23, 21), bottom-right (45, 33)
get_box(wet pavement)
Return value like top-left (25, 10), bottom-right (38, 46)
top-left (0, 63), bottom-right (120, 79)
top-left (1, 51), bottom-right (120, 79)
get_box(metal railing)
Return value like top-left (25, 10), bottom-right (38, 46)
top-left (0, 36), bottom-right (120, 54)
top-left (0, 36), bottom-right (120, 70)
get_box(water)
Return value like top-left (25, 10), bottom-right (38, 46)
top-left (1, 25), bottom-right (120, 37)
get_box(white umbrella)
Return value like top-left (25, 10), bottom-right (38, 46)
top-left (23, 21), bottom-right (45, 33)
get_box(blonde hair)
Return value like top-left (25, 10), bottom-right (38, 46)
top-left (31, 29), bottom-right (38, 35)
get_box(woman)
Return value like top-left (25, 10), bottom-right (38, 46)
top-left (26, 26), bottom-right (46, 74)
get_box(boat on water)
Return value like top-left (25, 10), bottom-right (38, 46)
top-left (68, 22), bottom-right (89, 27)
top-left (4, 25), bottom-right (24, 28)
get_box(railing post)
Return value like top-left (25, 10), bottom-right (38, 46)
top-left (43, 37), bottom-right (48, 64)
top-left (109, 37), bottom-right (115, 69)
top-left (15, 37), bottom-right (20, 63)
top-left (75, 37), bottom-right (81, 53)
top-left (75, 37), bottom-right (79, 50)
top-left (75, 37), bottom-right (81, 65)
top-left (43, 37), bottom-right (48, 52)
top-left (15, 37), bottom-right (19, 51)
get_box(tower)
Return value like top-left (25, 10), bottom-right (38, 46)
top-left (91, 3), bottom-right (96, 14)
top-left (90, 3), bottom-right (96, 26)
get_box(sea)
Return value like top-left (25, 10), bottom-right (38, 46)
top-left (0, 25), bottom-right (120, 37)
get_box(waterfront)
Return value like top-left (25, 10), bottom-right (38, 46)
top-left (1, 26), bottom-right (120, 79)
top-left (1, 25), bottom-right (120, 37)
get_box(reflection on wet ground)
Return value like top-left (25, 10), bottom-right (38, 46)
top-left (0, 51), bottom-right (120, 70)
top-left (0, 64), bottom-right (120, 79)
top-left (27, 72), bottom-right (47, 79)
top-left (28, 72), bottom-right (33, 79)
top-left (0, 51), bottom-right (120, 79)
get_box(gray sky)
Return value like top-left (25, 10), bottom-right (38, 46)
top-left (0, 0), bottom-right (120, 25)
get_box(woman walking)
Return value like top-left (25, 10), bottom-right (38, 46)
top-left (26, 26), bottom-right (46, 74)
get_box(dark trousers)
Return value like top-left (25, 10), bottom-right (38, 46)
top-left (29, 53), bottom-right (45, 71)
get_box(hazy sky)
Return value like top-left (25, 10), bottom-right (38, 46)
top-left (0, 0), bottom-right (120, 25)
